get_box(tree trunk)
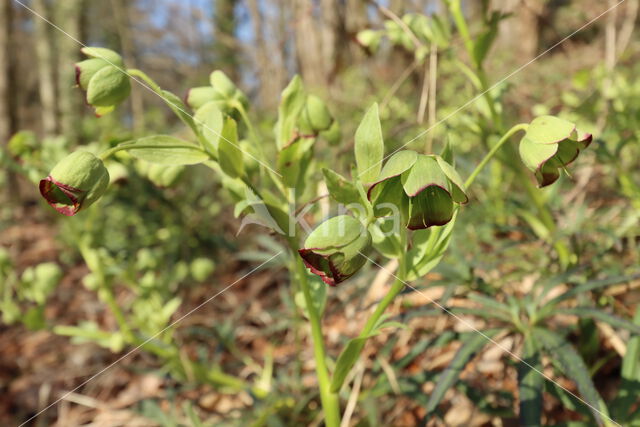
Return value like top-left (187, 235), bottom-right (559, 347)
top-left (212, 0), bottom-right (239, 81)
top-left (0, 0), bottom-right (14, 144)
top-left (247, 0), bottom-right (284, 108)
top-left (33, 0), bottom-right (58, 136)
top-left (496, 0), bottom-right (542, 61)
top-left (55, 0), bottom-right (83, 141)
top-left (293, 0), bottom-right (325, 88)
top-left (110, 0), bottom-right (145, 134)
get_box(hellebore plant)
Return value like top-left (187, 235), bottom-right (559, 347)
top-left (38, 46), bottom-right (594, 426)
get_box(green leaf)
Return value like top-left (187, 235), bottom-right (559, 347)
top-left (467, 293), bottom-right (511, 319)
top-left (275, 76), bottom-right (306, 150)
top-left (355, 103), bottom-right (384, 183)
top-left (330, 337), bottom-right (370, 392)
top-left (161, 90), bottom-right (198, 134)
top-left (622, 307), bottom-right (640, 380)
top-left (472, 12), bottom-right (502, 67)
top-left (370, 218), bottom-right (403, 258)
top-left (425, 329), bottom-right (499, 414)
top-left (322, 168), bottom-right (360, 205)
top-left (217, 118), bottom-right (244, 178)
top-left (556, 307), bottom-right (640, 335)
top-left (532, 327), bottom-right (609, 424)
top-left (127, 135), bottom-right (209, 165)
top-left (294, 273), bottom-right (327, 320)
top-left (194, 101), bottom-right (224, 155)
top-left (518, 334), bottom-right (543, 427)
top-left (545, 272), bottom-right (640, 309)
top-left (610, 307), bottom-right (640, 421)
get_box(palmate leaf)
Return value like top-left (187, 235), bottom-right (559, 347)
top-left (610, 307), bottom-right (640, 421)
top-left (532, 328), bottom-right (610, 425)
top-left (425, 329), bottom-right (500, 415)
top-left (518, 334), bottom-right (543, 427)
top-left (545, 272), bottom-right (640, 308)
top-left (556, 307), bottom-right (640, 335)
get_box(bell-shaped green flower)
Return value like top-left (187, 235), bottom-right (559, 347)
top-left (368, 151), bottom-right (467, 230)
top-left (39, 151), bottom-right (110, 216)
top-left (519, 116), bottom-right (592, 187)
top-left (299, 215), bottom-right (372, 286)
top-left (75, 47), bottom-right (131, 116)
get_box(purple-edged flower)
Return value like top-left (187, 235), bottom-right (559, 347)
top-left (367, 151), bottom-right (468, 230)
top-left (519, 116), bottom-right (593, 187)
top-left (299, 215), bottom-right (372, 286)
top-left (39, 151), bottom-right (110, 216)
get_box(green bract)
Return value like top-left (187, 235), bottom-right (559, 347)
top-left (39, 151), bottom-right (110, 216)
top-left (75, 47), bottom-right (130, 116)
top-left (299, 215), bottom-right (372, 286)
top-left (368, 151), bottom-right (468, 230)
top-left (519, 116), bottom-right (592, 187)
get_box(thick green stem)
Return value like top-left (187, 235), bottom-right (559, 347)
top-left (127, 68), bottom-right (163, 95)
top-left (465, 123), bottom-right (529, 188)
top-left (360, 274), bottom-right (405, 338)
top-left (295, 256), bottom-right (340, 427)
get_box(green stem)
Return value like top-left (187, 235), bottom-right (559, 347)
top-left (465, 123), bottom-right (529, 188)
top-left (127, 68), bottom-right (163, 95)
top-left (295, 256), bottom-right (340, 427)
top-left (360, 274), bottom-right (405, 338)
top-left (448, 0), bottom-right (474, 57)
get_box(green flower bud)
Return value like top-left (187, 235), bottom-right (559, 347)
top-left (39, 151), bottom-right (110, 216)
top-left (299, 215), bottom-right (372, 286)
top-left (210, 70), bottom-right (237, 98)
top-left (304, 95), bottom-right (333, 132)
top-left (209, 70), bottom-right (249, 111)
top-left (75, 47), bottom-right (130, 116)
top-left (368, 151), bottom-right (467, 230)
top-left (519, 116), bottom-right (592, 187)
top-left (356, 29), bottom-right (382, 52)
top-left (190, 257), bottom-right (216, 282)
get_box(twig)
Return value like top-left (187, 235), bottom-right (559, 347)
top-left (417, 59), bottom-right (429, 125)
top-left (375, 2), bottom-right (424, 50)
top-left (340, 363), bottom-right (365, 427)
top-left (380, 60), bottom-right (419, 111)
top-left (426, 42), bottom-right (438, 153)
